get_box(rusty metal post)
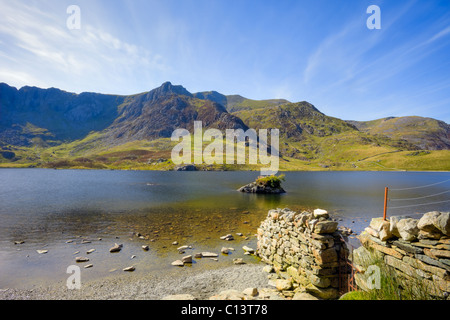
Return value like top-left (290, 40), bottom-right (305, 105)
top-left (383, 187), bottom-right (388, 221)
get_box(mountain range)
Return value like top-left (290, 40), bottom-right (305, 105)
top-left (0, 81), bottom-right (449, 171)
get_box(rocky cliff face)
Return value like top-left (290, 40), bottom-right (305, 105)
top-left (0, 82), bottom-right (123, 145)
top-left (1, 81), bottom-right (449, 155)
top-left (0, 82), bottom-right (247, 146)
top-left (103, 82), bottom-right (248, 144)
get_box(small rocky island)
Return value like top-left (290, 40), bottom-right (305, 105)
top-left (238, 175), bottom-right (286, 194)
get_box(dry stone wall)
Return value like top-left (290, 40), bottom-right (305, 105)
top-left (256, 208), bottom-right (349, 299)
top-left (355, 211), bottom-right (450, 298)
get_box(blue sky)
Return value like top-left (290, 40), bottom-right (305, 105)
top-left (0, 0), bottom-right (449, 122)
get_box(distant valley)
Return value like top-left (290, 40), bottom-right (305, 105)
top-left (0, 81), bottom-right (449, 171)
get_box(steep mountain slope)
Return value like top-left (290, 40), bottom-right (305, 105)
top-left (347, 116), bottom-right (450, 150)
top-left (233, 101), bottom-right (357, 140)
top-left (0, 82), bottom-right (124, 146)
top-left (233, 101), bottom-right (422, 167)
top-left (193, 91), bottom-right (228, 108)
top-left (0, 82), bottom-right (247, 147)
top-left (0, 81), bottom-right (448, 171)
top-left (102, 82), bottom-right (247, 145)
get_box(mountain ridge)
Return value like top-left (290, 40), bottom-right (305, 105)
top-left (1, 82), bottom-right (449, 171)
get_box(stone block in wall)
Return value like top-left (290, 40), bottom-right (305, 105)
top-left (293, 212), bottom-right (310, 228)
top-left (415, 239), bottom-right (439, 248)
top-left (314, 221), bottom-right (338, 234)
top-left (351, 245), bottom-right (373, 266)
top-left (432, 275), bottom-right (450, 292)
top-left (403, 255), bottom-right (448, 280)
top-left (313, 208), bottom-right (329, 219)
top-left (268, 209), bottom-right (280, 220)
top-left (417, 211), bottom-right (443, 234)
top-left (309, 238), bottom-right (327, 250)
top-left (311, 233), bottom-right (335, 248)
top-left (305, 284), bottom-right (339, 300)
top-left (312, 247), bottom-right (337, 265)
top-left (358, 230), bottom-right (391, 249)
top-left (275, 279), bottom-right (293, 291)
top-left (416, 254), bottom-right (450, 273)
top-left (391, 244), bottom-right (408, 256)
top-left (441, 259), bottom-right (450, 268)
top-left (289, 237), bottom-right (299, 247)
top-left (419, 230), bottom-right (443, 240)
top-left (305, 270), bottom-right (331, 288)
top-left (286, 266), bottom-right (309, 286)
top-left (390, 216), bottom-right (402, 238)
top-left (424, 248), bottom-right (450, 259)
top-left (310, 265), bottom-right (337, 276)
top-left (369, 217), bottom-right (393, 241)
top-left (396, 218), bottom-right (420, 242)
top-left (364, 226), bottom-right (379, 239)
top-left (385, 255), bottom-right (415, 277)
top-left (438, 243), bottom-right (450, 250)
top-left (392, 240), bottom-right (423, 255)
top-left (371, 241), bottom-right (404, 260)
top-left (436, 212), bottom-right (450, 236)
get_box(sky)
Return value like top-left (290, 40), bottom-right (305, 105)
top-left (0, 0), bottom-right (450, 122)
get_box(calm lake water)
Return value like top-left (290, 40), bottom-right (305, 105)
top-left (0, 169), bottom-right (449, 288)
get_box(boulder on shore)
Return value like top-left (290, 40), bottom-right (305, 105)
top-left (109, 243), bottom-right (123, 253)
top-left (174, 164), bottom-right (197, 171)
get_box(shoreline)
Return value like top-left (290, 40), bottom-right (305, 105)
top-left (0, 263), bottom-right (278, 300)
top-left (0, 166), bottom-right (449, 173)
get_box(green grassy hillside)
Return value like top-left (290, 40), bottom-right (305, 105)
top-left (348, 116), bottom-right (450, 150)
top-left (1, 82), bottom-right (449, 171)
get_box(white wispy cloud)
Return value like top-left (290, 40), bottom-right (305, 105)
top-left (0, 0), bottom-right (168, 93)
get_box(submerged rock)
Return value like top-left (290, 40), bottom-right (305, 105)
top-left (75, 257), bottom-right (89, 263)
top-left (171, 260), bottom-right (184, 266)
top-left (220, 234), bottom-right (234, 241)
top-left (242, 246), bottom-right (255, 254)
top-left (123, 266), bottom-right (135, 272)
top-left (201, 252), bottom-right (218, 258)
top-left (233, 258), bottom-right (246, 265)
top-left (182, 255), bottom-right (193, 264)
top-left (109, 243), bottom-right (123, 253)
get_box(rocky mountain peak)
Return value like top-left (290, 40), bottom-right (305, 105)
top-left (143, 82), bottom-right (193, 102)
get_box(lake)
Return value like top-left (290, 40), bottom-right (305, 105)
top-left (0, 169), bottom-right (449, 288)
